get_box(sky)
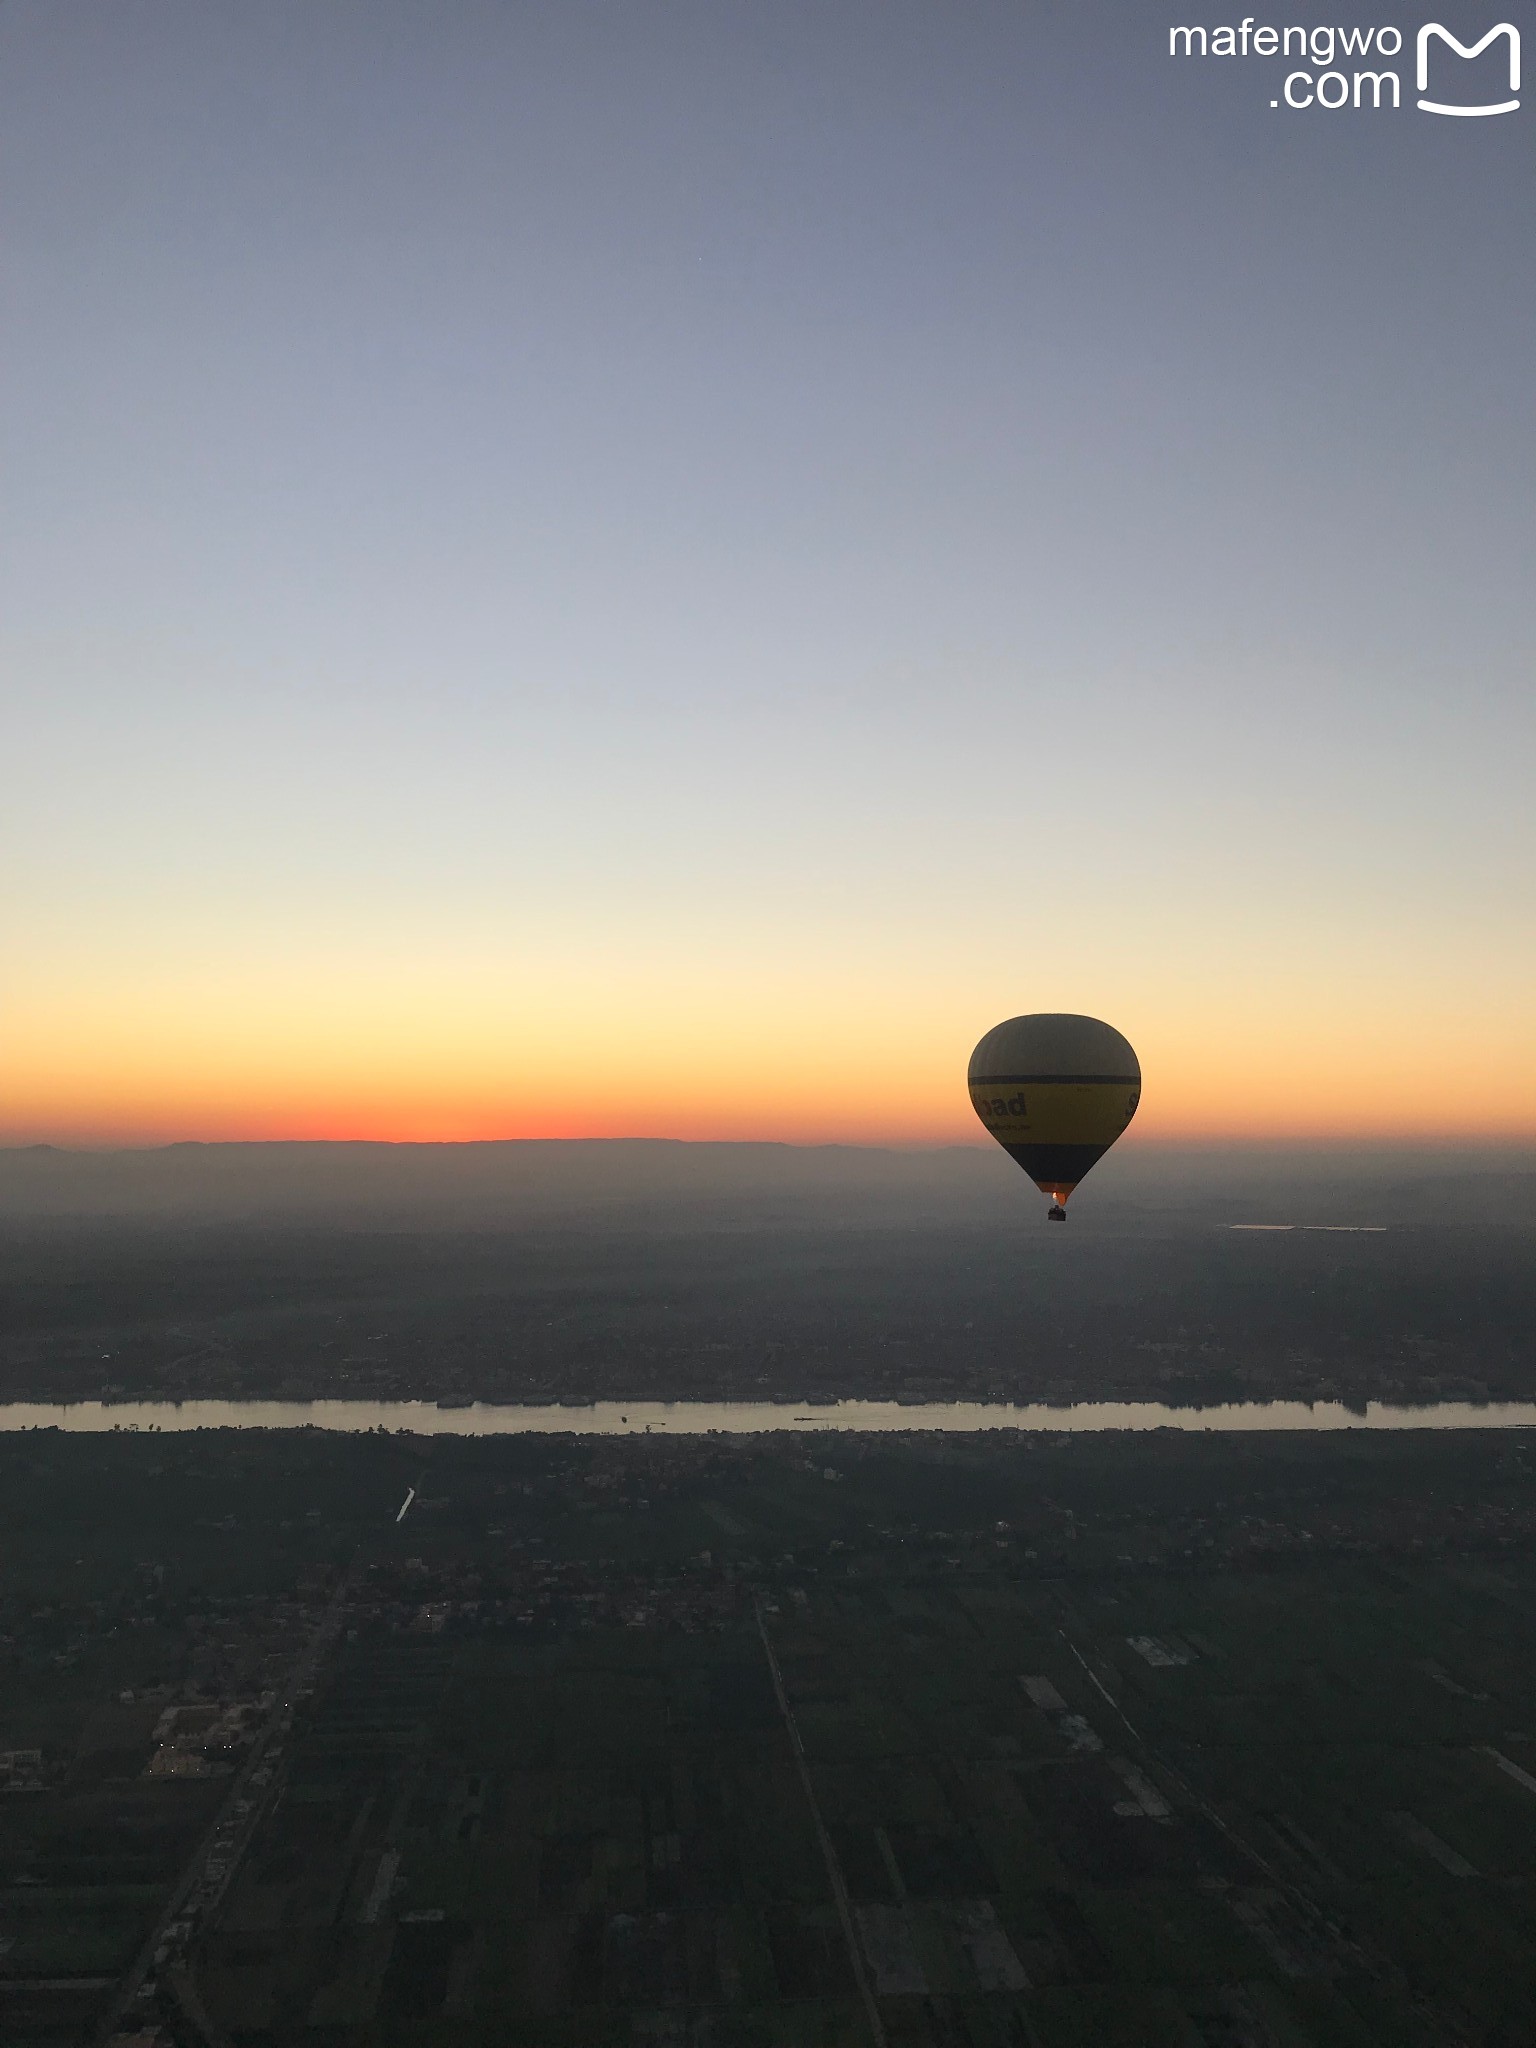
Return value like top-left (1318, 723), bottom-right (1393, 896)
top-left (2, 0), bottom-right (1533, 1147)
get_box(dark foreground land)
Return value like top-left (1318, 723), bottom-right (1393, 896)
top-left (2, 1427), bottom-right (1536, 2045)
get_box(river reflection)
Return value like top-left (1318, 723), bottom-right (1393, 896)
top-left (0, 1396), bottom-right (1533, 1435)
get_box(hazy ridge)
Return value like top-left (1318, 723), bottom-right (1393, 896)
top-left (3, 1136), bottom-right (1534, 1231)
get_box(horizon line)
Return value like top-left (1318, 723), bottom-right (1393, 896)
top-left (4, 1132), bottom-right (1536, 1157)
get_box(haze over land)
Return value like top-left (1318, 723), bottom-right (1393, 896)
top-left (2, 1140), bottom-right (1531, 1415)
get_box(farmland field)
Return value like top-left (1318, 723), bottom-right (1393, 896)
top-left (1, 1427), bottom-right (1535, 2042)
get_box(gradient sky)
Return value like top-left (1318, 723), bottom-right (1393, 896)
top-left (3, 0), bottom-right (1533, 1145)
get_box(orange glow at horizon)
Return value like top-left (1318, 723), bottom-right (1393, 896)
top-left (7, 924), bottom-right (1536, 1150)
top-left (6, 1025), bottom-right (1535, 1150)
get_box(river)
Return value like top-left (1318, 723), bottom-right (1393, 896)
top-left (0, 1396), bottom-right (1532, 1434)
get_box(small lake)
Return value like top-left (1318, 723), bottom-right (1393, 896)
top-left (0, 1396), bottom-right (1533, 1435)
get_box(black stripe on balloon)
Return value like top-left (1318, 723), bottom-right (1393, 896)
top-left (969, 1074), bottom-right (1139, 1086)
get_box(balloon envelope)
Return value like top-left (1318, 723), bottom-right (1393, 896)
top-left (968, 1014), bottom-right (1140, 1212)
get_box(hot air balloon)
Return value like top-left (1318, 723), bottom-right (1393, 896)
top-left (969, 1014), bottom-right (1140, 1220)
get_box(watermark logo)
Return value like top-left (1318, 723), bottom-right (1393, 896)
top-left (1417, 21), bottom-right (1520, 114)
top-left (1168, 17), bottom-right (1522, 116)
